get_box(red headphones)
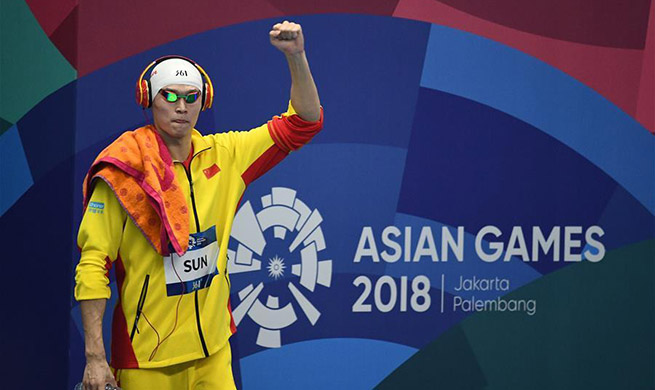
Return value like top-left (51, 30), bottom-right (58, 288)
top-left (135, 55), bottom-right (214, 111)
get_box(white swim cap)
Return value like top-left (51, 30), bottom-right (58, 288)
top-left (149, 58), bottom-right (203, 101)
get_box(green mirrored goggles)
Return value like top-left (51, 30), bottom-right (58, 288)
top-left (160, 90), bottom-right (201, 104)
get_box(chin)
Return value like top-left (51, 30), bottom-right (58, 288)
top-left (171, 127), bottom-right (192, 138)
top-left (172, 121), bottom-right (190, 128)
top-left (156, 124), bottom-right (191, 139)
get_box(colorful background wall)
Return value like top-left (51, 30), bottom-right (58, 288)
top-left (1, 0), bottom-right (653, 388)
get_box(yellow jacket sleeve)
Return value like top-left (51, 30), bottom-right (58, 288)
top-left (209, 101), bottom-right (298, 176)
top-left (74, 179), bottom-right (127, 301)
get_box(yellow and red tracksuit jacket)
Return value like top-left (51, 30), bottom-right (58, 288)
top-left (74, 102), bottom-right (323, 368)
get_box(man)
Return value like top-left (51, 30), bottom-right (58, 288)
top-left (75, 21), bottom-right (323, 390)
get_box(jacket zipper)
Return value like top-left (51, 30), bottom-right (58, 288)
top-left (130, 274), bottom-right (150, 341)
top-left (181, 158), bottom-right (210, 358)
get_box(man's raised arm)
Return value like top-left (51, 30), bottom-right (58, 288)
top-left (269, 21), bottom-right (321, 122)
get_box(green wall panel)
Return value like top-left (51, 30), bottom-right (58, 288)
top-left (0, 0), bottom-right (76, 127)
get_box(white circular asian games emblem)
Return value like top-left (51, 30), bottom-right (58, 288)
top-left (228, 187), bottom-right (332, 348)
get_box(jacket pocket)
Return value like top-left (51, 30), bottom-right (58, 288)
top-left (129, 274), bottom-right (150, 341)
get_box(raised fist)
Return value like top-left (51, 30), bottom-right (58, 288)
top-left (269, 20), bottom-right (304, 55)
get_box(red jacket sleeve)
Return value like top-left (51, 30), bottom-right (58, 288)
top-left (268, 106), bottom-right (324, 153)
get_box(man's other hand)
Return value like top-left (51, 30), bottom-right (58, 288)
top-left (82, 357), bottom-right (117, 390)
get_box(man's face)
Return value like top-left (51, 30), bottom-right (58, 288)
top-left (151, 84), bottom-right (202, 140)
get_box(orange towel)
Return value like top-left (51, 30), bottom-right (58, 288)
top-left (83, 125), bottom-right (189, 256)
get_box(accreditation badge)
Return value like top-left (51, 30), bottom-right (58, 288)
top-left (163, 226), bottom-right (219, 296)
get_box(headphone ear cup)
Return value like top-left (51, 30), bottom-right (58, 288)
top-left (136, 79), bottom-right (144, 107)
top-left (200, 82), bottom-right (206, 111)
top-left (135, 79), bottom-right (150, 108)
top-left (203, 82), bottom-right (213, 110)
top-left (146, 79), bottom-right (153, 108)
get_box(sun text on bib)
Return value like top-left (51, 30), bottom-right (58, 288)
top-left (163, 226), bottom-right (219, 296)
